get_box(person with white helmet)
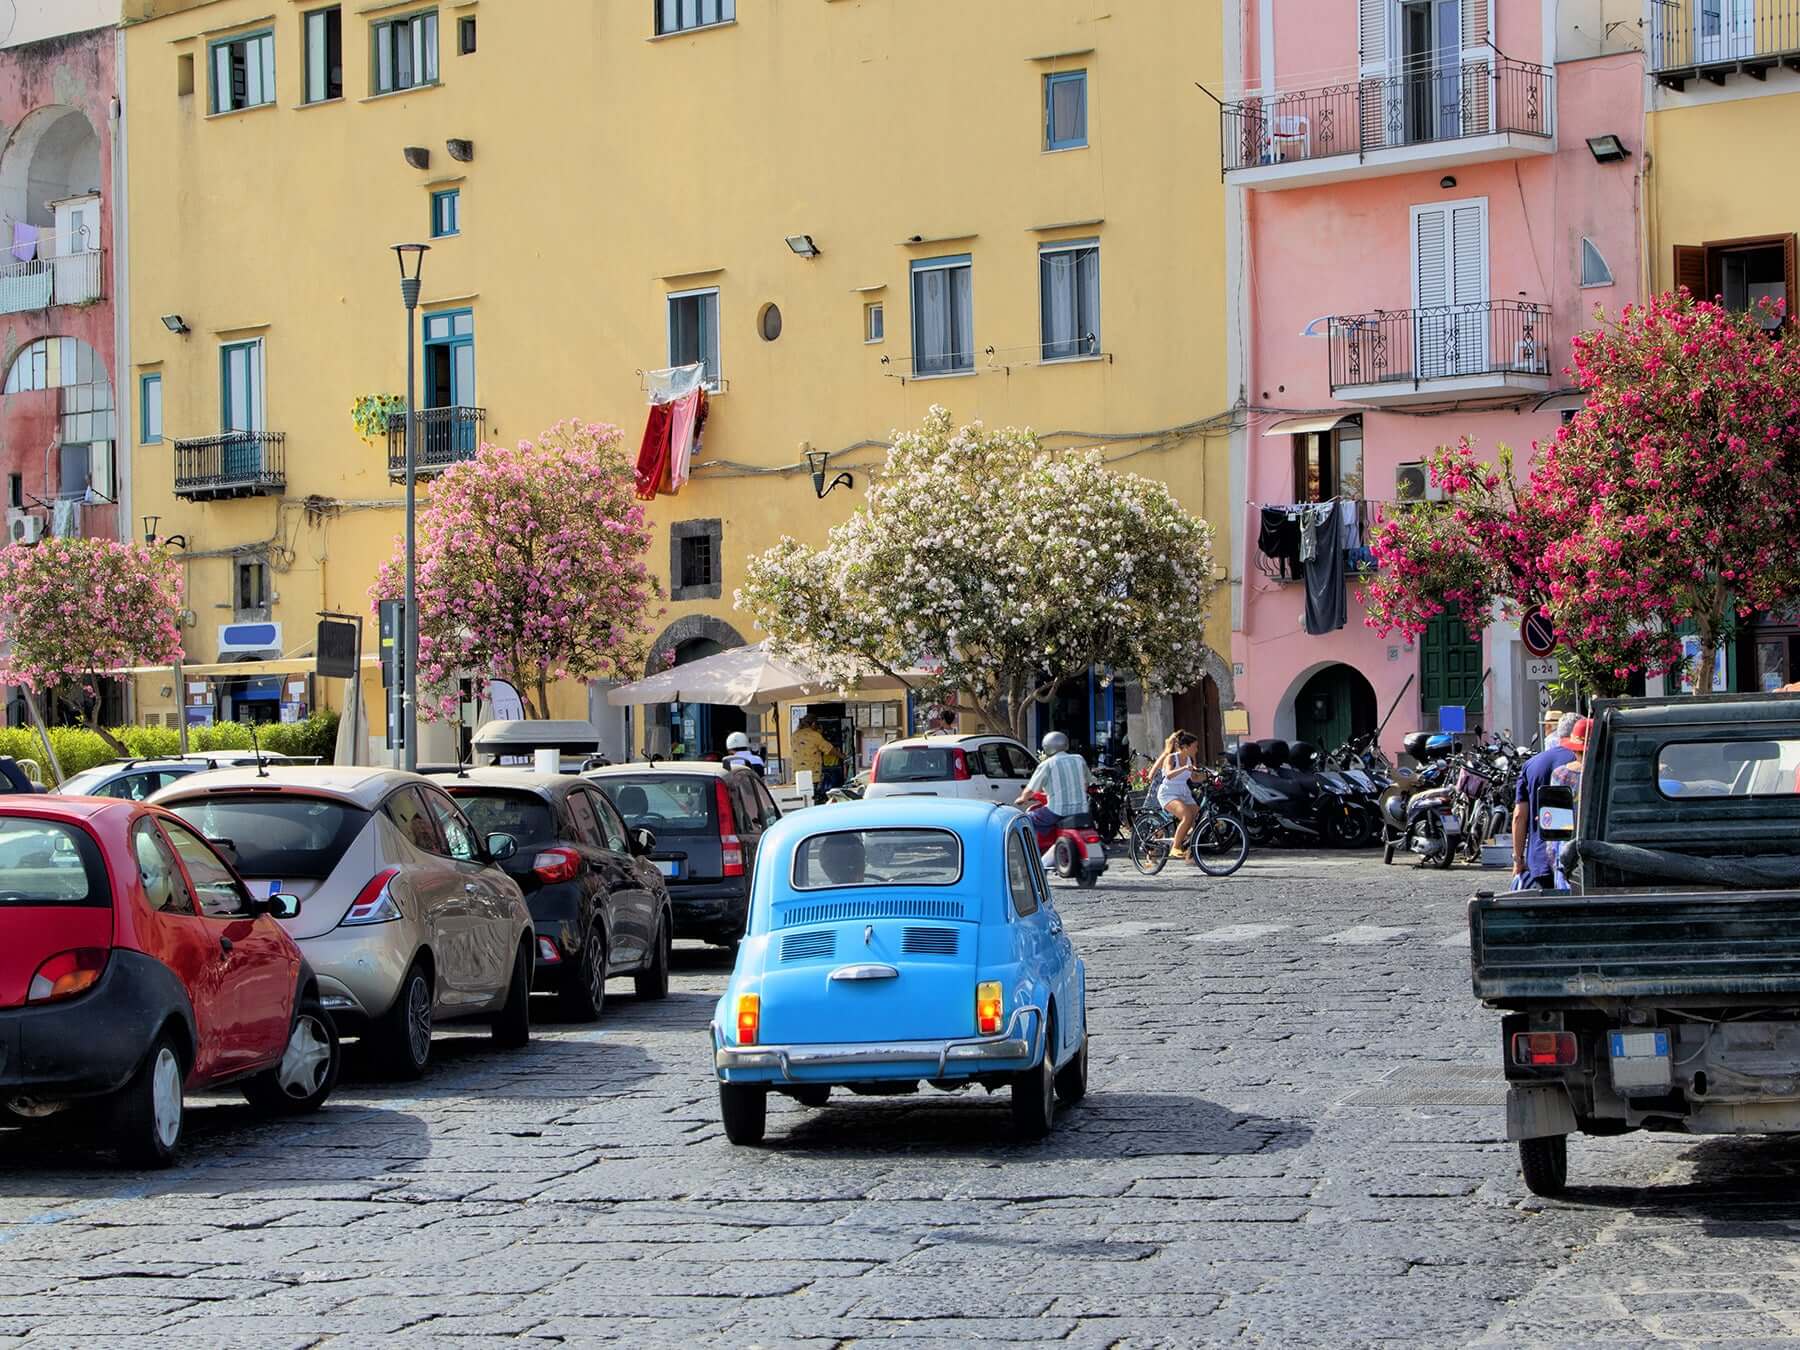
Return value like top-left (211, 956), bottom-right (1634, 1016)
top-left (1015, 730), bottom-right (1091, 833)
top-left (722, 731), bottom-right (765, 775)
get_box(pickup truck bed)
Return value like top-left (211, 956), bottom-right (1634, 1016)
top-left (1471, 890), bottom-right (1800, 1004)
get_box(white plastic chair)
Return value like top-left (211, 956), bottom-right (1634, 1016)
top-left (1270, 114), bottom-right (1311, 162)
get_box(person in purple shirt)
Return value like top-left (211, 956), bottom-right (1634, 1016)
top-left (1513, 728), bottom-right (1577, 889)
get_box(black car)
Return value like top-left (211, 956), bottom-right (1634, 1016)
top-left (442, 770), bottom-right (673, 1020)
top-left (585, 763), bottom-right (781, 948)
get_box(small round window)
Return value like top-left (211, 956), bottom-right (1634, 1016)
top-left (758, 303), bottom-right (783, 342)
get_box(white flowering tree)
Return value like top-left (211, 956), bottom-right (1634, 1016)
top-left (738, 406), bottom-right (1217, 742)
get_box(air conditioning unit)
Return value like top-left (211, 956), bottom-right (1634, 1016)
top-left (6, 510), bottom-right (44, 545)
top-left (1394, 461), bottom-right (1443, 503)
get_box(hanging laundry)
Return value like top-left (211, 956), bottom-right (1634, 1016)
top-left (1258, 506), bottom-right (1301, 579)
top-left (1338, 497), bottom-right (1360, 553)
top-left (666, 388), bottom-right (702, 493)
top-left (634, 401), bottom-right (673, 501)
top-left (50, 498), bottom-right (80, 539)
top-left (1303, 504), bottom-right (1347, 635)
top-left (1298, 504), bottom-right (1319, 563)
top-left (10, 223), bottom-right (37, 264)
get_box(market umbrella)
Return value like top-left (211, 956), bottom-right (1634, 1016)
top-left (605, 641), bottom-right (831, 707)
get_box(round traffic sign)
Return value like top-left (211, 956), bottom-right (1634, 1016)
top-left (1522, 610), bottom-right (1558, 659)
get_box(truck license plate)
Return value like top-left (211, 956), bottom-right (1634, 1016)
top-left (1608, 1029), bottom-right (1672, 1093)
top-left (1609, 1031), bottom-right (1670, 1059)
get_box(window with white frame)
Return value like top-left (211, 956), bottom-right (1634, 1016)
top-left (910, 255), bottom-right (973, 376)
top-left (667, 288), bottom-right (720, 389)
top-left (1580, 238), bottom-right (1614, 288)
top-left (1039, 240), bottom-right (1100, 360)
top-left (210, 29), bottom-right (275, 113)
top-left (655, 0), bottom-right (734, 35)
top-left (373, 10), bottom-right (438, 94)
top-left (864, 301), bottom-right (884, 344)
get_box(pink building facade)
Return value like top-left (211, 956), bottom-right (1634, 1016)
top-left (1222, 0), bottom-right (1644, 754)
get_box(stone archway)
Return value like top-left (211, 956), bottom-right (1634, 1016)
top-left (643, 614), bottom-right (745, 677)
top-left (1146, 646), bottom-right (1236, 758)
top-left (0, 106), bottom-right (101, 233)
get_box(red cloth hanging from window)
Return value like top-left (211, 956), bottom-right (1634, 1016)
top-left (634, 401), bottom-right (674, 501)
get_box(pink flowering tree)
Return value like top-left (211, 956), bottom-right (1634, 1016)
top-left (0, 537), bottom-right (184, 752)
top-left (1534, 290), bottom-right (1800, 691)
top-left (738, 406), bottom-right (1218, 741)
top-left (373, 421), bottom-right (660, 720)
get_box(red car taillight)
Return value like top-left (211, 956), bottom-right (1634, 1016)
top-left (715, 780), bottom-right (745, 877)
top-left (532, 847), bottom-right (581, 885)
top-left (869, 748), bottom-right (883, 782)
top-left (27, 948), bottom-right (108, 1004)
top-left (735, 993), bottom-right (760, 1045)
top-left (1512, 1031), bottom-right (1578, 1068)
top-left (341, 868), bottom-right (403, 927)
top-left (950, 748), bottom-right (972, 781)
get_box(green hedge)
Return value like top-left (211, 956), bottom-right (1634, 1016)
top-left (0, 712), bottom-right (341, 784)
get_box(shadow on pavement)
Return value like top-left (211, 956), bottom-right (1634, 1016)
top-left (763, 1090), bottom-right (1311, 1161)
top-left (1557, 1133), bottom-right (1800, 1231)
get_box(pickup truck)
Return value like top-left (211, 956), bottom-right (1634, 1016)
top-left (1469, 693), bottom-right (1800, 1195)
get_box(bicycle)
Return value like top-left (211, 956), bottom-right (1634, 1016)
top-left (1127, 771), bottom-right (1249, 878)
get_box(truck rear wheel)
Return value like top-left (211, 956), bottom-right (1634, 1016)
top-left (1518, 1135), bottom-right (1568, 1196)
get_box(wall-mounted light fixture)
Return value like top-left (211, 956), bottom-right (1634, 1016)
top-left (1439, 175), bottom-right (1457, 190)
top-left (143, 516), bottom-right (187, 550)
top-left (785, 234), bottom-right (821, 258)
top-left (403, 146), bottom-right (430, 169)
top-left (446, 138), bottom-right (474, 162)
top-left (805, 447), bottom-right (853, 498)
top-left (160, 314), bottom-right (189, 334)
top-left (1586, 134), bottom-right (1629, 163)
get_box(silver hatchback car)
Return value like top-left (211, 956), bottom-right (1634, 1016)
top-left (153, 767), bottom-right (535, 1079)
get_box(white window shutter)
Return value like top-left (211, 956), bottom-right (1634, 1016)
top-left (1414, 207), bottom-right (1449, 311)
top-left (1360, 0), bottom-right (1392, 149)
top-left (1359, 0), bottom-right (1389, 77)
top-left (1460, 0), bottom-right (1491, 133)
top-left (1449, 203), bottom-right (1486, 307)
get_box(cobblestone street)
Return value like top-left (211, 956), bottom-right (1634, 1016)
top-left (3, 850), bottom-right (1796, 1346)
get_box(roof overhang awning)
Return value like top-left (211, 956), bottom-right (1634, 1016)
top-left (1262, 413), bottom-right (1359, 438)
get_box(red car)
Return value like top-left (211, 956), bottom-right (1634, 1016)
top-left (0, 798), bottom-right (340, 1167)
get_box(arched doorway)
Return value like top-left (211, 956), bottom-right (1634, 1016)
top-left (643, 615), bottom-right (747, 761)
top-left (1172, 675), bottom-right (1224, 763)
top-left (1292, 663), bottom-right (1377, 750)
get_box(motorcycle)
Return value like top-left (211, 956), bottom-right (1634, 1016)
top-left (1088, 763), bottom-right (1130, 845)
top-left (1379, 731), bottom-right (1457, 865)
top-left (1027, 790), bottom-right (1108, 888)
top-left (1293, 740), bottom-right (1382, 847)
top-left (1233, 739), bottom-right (1359, 848)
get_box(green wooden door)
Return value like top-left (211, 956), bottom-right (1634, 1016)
top-left (1294, 665), bottom-right (1377, 751)
top-left (1420, 615), bottom-right (1483, 722)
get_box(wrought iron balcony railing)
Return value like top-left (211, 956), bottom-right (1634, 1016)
top-left (1649, 0), bottom-right (1800, 81)
top-left (1220, 57), bottom-right (1552, 175)
top-left (173, 431), bottom-right (286, 500)
top-left (1329, 300), bottom-right (1551, 394)
top-left (386, 405), bottom-right (486, 480)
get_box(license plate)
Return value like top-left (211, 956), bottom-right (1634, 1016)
top-left (654, 860), bottom-right (678, 877)
top-left (1609, 1031), bottom-right (1670, 1059)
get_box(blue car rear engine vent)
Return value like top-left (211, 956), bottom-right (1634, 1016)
top-left (779, 930), bottom-right (836, 962)
top-left (779, 898), bottom-right (966, 928)
top-left (901, 927), bottom-right (959, 955)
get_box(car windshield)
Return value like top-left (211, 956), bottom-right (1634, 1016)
top-left (594, 776), bottom-right (715, 836)
top-left (165, 795), bottom-right (369, 878)
top-left (0, 817), bottom-right (107, 906)
top-left (791, 828), bottom-right (963, 889)
top-left (58, 765), bottom-right (125, 796)
top-left (444, 790), bottom-right (555, 847)
top-left (872, 747), bottom-right (958, 783)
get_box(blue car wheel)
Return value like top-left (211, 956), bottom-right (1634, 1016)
top-left (1011, 1011), bottom-right (1058, 1140)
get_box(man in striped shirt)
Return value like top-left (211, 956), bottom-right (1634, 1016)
top-left (1017, 731), bottom-right (1092, 831)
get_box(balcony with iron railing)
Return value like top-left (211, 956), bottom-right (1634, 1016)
top-left (386, 405), bottom-right (486, 481)
top-left (1328, 299), bottom-right (1552, 407)
top-left (173, 432), bottom-right (286, 501)
top-left (0, 231), bottom-right (105, 316)
top-left (1650, 0), bottom-right (1800, 85)
top-left (1220, 56), bottom-right (1553, 189)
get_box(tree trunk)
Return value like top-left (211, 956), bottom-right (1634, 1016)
top-left (77, 688), bottom-right (128, 755)
top-left (534, 670), bottom-right (551, 721)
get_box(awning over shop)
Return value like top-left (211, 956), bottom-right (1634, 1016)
top-left (1262, 413), bottom-right (1358, 438)
top-left (106, 656), bottom-right (382, 678)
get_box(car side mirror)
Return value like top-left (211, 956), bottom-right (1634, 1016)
top-left (485, 832), bottom-right (518, 862)
top-left (262, 892), bottom-right (301, 921)
top-left (1538, 784), bottom-right (1576, 842)
top-left (208, 836), bottom-right (238, 865)
top-left (632, 827), bottom-right (657, 855)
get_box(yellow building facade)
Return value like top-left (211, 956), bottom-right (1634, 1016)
top-left (121, 0), bottom-right (1231, 761)
top-left (1645, 13), bottom-right (1800, 692)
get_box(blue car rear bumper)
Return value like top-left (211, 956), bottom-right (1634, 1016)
top-left (714, 1005), bottom-right (1043, 1084)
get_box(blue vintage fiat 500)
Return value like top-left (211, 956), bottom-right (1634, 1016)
top-left (712, 797), bottom-right (1088, 1144)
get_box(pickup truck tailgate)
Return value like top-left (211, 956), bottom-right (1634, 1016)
top-left (1470, 890), bottom-right (1800, 1002)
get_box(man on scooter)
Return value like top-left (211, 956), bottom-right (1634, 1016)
top-left (1017, 731), bottom-right (1091, 831)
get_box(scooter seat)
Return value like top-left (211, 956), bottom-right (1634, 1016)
top-left (1058, 812), bottom-right (1095, 830)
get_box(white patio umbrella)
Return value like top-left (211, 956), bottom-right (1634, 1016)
top-left (605, 640), bottom-right (926, 707)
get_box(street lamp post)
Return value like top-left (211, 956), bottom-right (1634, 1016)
top-left (392, 243), bottom-right (430, 772)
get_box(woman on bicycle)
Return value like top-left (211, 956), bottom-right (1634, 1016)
top-left (1151, 731), bottom-right (1202, 858)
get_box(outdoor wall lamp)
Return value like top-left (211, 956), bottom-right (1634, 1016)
top-left (160, 314), bottom-right (189, 334)
top-left (806, 448), bottom-right (853, 498)
top-left (142, 516), bottom-right (187, 550)
top-left (1438, 175), bottom-right (1457, 189)
top-left (1586, 134), bottom-right (1629, 163)
top-left (785, 234), bottom-right (821, 258)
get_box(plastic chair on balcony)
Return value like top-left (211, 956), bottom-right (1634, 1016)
top-left (1269, 114), bottom-right (1311, 163)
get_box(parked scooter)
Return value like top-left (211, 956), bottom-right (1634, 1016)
top-left (1233, 739), bottom-right (1359, 847)
top-left (1027, 790), bottom-right (1108, 888)
top-left (1293, 740), bottom-right (1382, 847)
top-left (1380, 731), bottom-right (1462, 867)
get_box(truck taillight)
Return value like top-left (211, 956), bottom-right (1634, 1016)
top-left (976, 981), bottom-right (1004, 1035)
top-left (715, 779), bottom-right (745, 877)
top-left (1512, 1031), bottom-right (1578, 1068)
top-left (951, 748), bottom-right (972, 781)
top-left (735, 993), bottom-right (760, 1045)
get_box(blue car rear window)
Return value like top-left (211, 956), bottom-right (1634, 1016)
top-left (791, 828), bottom-right (962, 890)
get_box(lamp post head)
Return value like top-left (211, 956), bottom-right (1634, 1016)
top-left (393, 242), bottom-right (430, 309)
top-left (142, 515), bottom-right (159, 545)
